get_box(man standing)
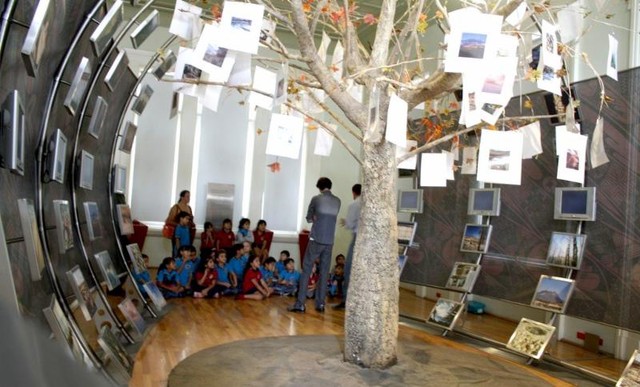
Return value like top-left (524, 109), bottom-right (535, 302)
top-left (289, 177), bottom-right (341, 313)
top-left (334, 183), bottom-right (361, 310)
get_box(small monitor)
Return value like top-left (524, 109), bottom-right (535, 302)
top-left (130, 9), bottom-right (159, 49)
top-left (468, 188), bottom-right (501, 216)
top-left (397, 221), bottom-right (417, 246)
top-left (554, 187), bottom-right (596, 221)
top-left (89, 0), bottom-right (124, 57)
top-left (397, 189), bottom-right (423, 213)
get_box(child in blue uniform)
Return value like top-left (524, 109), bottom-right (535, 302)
top-left (156, 257), bottom-right (184, 298)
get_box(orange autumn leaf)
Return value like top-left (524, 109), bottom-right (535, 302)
top-left (267, 162), bottom-right (281, 173)
top-left (210, 4), bottom-right (222, 20)
top-left (303, 2), bottom-right (312, 13)
top-left (256, 128), bottom-right (263, 135)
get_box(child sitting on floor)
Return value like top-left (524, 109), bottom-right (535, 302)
top-left (260, 257), bottom-right (278, 289)
top-left (274, 258), bottom-right (300, 296)
top-left (328, 263), bottom-right (344, 298)
top-left (156, 257), bottom-right (185, 298)
top-left (193, 257), bottom-right (226, 298)
top-left (306, 261), bottom-right (319, 299)
top-left (275, 250), bottom-right (290, 279)
top-left (236, 255), bottom-right (272, 300)
top-left (214, 250), bottom-right (237, 295)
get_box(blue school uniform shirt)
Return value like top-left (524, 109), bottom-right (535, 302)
top-left (227, 256), bottom-right (248, 281)
top-left (260, 267), bottom-right (275, 285)
top-left (216, 264), bottom-right (231, 283)
top-left (134, 270), bottom-right (151, 295)
top-left (175, 225), bottom-right (190, 246)
top-left (280, 270), bottom-right (300, 286)
top-left (174, 256), bottom-right (200, 287)
top-left (156, 269), bottom-right (178, 285)
top-left (275, 261), bottom-right (286, 277)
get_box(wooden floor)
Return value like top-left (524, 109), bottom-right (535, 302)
top-left (125, 288), bottom-right (625, 387)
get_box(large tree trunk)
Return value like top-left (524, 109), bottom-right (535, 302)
top-left (344, 140), bottom-right (399, 368)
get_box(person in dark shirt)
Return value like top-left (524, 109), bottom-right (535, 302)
top-left (289, 177), bottom-right (341, 313)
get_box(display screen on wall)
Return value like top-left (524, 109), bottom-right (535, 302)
top-left (131, 84), bottom-right (154, 115)
top-left (63, 57), bottom-right (92, 116)
top-left (87, 96), bottom-right (108, 139)
top-left (104, 50), bottom-right (133, 92)
top-left (153, 50), bottom-right (177, 80)
top-left (130, 9), bottom-right (159, 49)
top-left (553, 187), bottom-right (596, 221)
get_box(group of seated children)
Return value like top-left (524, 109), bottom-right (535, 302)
top-left (199, 218), bottom-right (272, 262)
top-left (153, 245), bottom-right (345, 302)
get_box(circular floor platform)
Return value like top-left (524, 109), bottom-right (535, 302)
top-left (169, 335), bottom-right (567, 386)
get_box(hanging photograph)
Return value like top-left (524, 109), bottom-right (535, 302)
top-left (173, 47), bottom-right (206, 99)
top-left (126, 243), bottom-right (146, 274)
top-left (530, 275), bottom-right (576, 314)
top-left (444, 8), bottom-right (503, 73)
top-left (445, 262), bottom-right (481, 292)
top-left (419, 153), bottom-right (448, 187)
top-left (219, 1), bottom-right (265, 55)
top-left (426, 298), bottom-right (465, 330)
top-left (83, 202), bottom-right (103, 241)
top-left (460, 224), bottom-right (492, 254)
top-left (21, 0), bottom-right (52, 77)
top-left (193, 22), bottom-right (237, 81)
top-left (249, 66), bottom-right (277, 109)
top-left (94, 251), bottom-right (121, 291)
top-left (0, 90), bottom-right (26, 176)
top-left (607, 34), bottom-right (618, 81)
top-left (17, 198), bottom-right (46, 281)
top-left (556, 130), bottom-right (587, 184)
top-left (476, 129), bottom-right (523, 185)
top-left (617, 349), bottom-right (640, 387)
top-left (546, 232), bottom-right (587, 269)
top-left (117, 204), bottom-right (134, 235)
top-left (119, 121), bottom-right (137, 154)
top-left (66, 265), bottom-right (98, 321)
top-left (118, 298), bottom-right (146, 336)
top-left (53, 199), bottom-right (74, 253)
top-left (113, 165), bottom-right (127, 194)
top-left (506, 318), bottom-right (556, 359)
top-left (78, 150), bottom-right (94, 190)
top-left (98, 325), bottom-right (133, 372)
top-left (63, 57), bottom-right (92, 116)
top-left (87, 96), bottom-right (108, 139)
top-left (169, 0), bottom-right (203, 41)
top-left (265, 113), bottom-right (304, 159)
top-left (143, 282), bottom-right (167, 310)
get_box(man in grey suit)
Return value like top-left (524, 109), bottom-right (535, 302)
top-left (289, 177), bottom-right (341, 313)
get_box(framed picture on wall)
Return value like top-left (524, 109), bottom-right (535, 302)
top-left (617, 349), bottom-right (640, 386)
top-left (131, 84), bottom-right (154, 115)
top-left (97, 325), bottom-right (133, 372)
top-left (47, 129), bottom-right (67, 184)
top-left (17, 198), bottom-right (46, 281)
top-left (0, 90), bottom-right (26, 176)
top-left (116, 204), bottom-right (134, 235)
top-left (63, 57), bottom-right (92, 116)
top-left (87, 96), bottom-right (108, 139)
top-left (445, 262), bottom-right (481, 292)
top-left (426, 298), bottom-right (465, 330)
top-left (118, 298), bottom-right (146, 336)
top-left (126, 243), bottom-right (146, 274)
top-left (93, 251), bottom-right (121, 291)
top-left (530, 275), bottom-right (575, 314)
top-left (79, 150), bottom-right (95, 190)
top-left (546, 232), bottom-right (587, 269)
top-left (506, 318), bottom-right (556, 359)
top-left (66, 265), bottom-right (98, 321)
top-left (89, 0), bottom-right (123, 57)
top-left (83, 201), bottom-right (103, 241)
top-left (130, 9), bottom-right (159, 49)
top-left (104, 50), bottom-right (133, 92)
top-left (119, 121), bottom-right (137, 154)
top-left (42, 294), bottom-right (75, 358)
top-left (143, 282), bottom-right (167, 310)
top-left (53, 199), bottom-right (74, 253)
top-left (21, 0), bottom-right (52, 77)
top-left (459, 224), bottom-right (492, 253)
top-left (113, 165), bottom-right (127, 194)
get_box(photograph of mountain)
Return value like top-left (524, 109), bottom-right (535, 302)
top-left (530, 275), bottom-right (575, 313)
